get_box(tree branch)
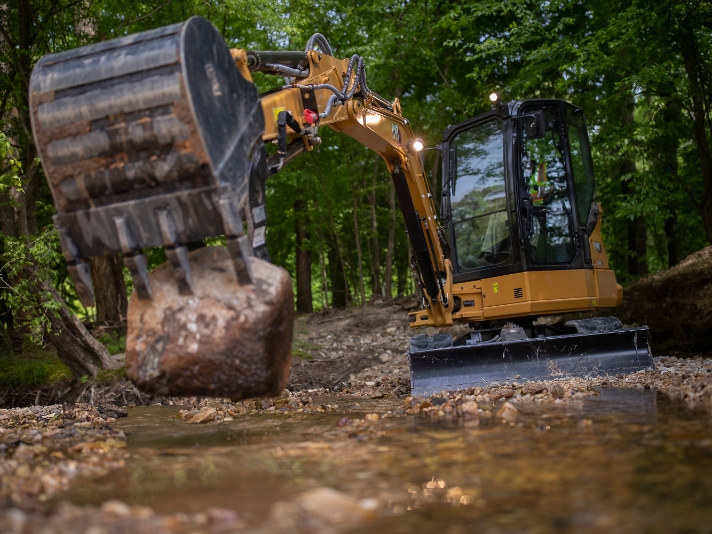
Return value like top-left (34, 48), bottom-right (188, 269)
top-left (113, 0), bottom-right (174, 34)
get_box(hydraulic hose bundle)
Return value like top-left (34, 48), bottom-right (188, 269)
top-left (247, 33), bottom-right (393, 118)
top-left (295, 41), bottom-right (393, 117)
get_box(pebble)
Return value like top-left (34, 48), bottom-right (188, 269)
top-left (205, 507), bottom-right (239, 523)
top-left (0, 403), bottom-right (128, 506)
top-left (188, 408), bottom-right (217, 424)
top-left (496, 402), bottom-right (519, 421)
top-left (101, 499), bottom-right (132, 518)
top-left (378, 353), bottom-right (392, 362)
top-left (294, 487), bottom-right (373, 525)
top-left (459, 401), bottom-right (480, 419)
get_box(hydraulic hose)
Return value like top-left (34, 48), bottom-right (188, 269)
top-left (298, 33), bottom-right (395, 115)
top-left (272, 110), bottom-right (303, 173)
top-left (319, 94), bottom-right (339, 119)
top-left (264, 63), bottom-right (308, 78)
top-left (305, 33), bottom-right (333, 56)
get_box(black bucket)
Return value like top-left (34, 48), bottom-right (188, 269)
top-left (30, 17), bottom-right (266, 307)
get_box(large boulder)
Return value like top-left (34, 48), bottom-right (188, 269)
top-left (614, 246), bottom-right (712, 351)
top-left (126, 246), bottom-right (294, 399)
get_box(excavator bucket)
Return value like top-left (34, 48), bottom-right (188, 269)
top-left (408, 321), bottom-right (652, 397)
top-left (30, 17), bottom-right (293, 398)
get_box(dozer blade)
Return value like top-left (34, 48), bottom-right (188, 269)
top-left (408, 327), bottom-right (652, 397)
top-left (29, 17), bottom-right (293, 398)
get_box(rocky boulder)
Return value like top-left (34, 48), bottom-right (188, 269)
top-left (126, 246), bottom-right (294, 399)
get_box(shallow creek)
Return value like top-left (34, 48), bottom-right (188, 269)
top-left (63, 388), bottom-right (712, 533)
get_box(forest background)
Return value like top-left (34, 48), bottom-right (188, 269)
top-left (0, 0), bottom-right (710, 382)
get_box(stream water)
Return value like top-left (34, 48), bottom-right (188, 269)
top-left (63, 389), bottom-right (712, 533)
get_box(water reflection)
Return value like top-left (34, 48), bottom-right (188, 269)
top-left (61, 389), bottom-right (712, 532)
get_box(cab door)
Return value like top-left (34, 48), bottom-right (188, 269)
top-left (518, 102), bottom-right (590, 269)
top-left (442, 113), bottom-right (519, 283)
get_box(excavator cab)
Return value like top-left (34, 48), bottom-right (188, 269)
top-left (443, 100), bottom-right (595, 281)
top-left (407, 99), bottom-right (651, 395)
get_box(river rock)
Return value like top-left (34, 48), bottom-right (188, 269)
top-left (126, 246), bottom-right (294, 399)
top-left (188, 407), bottom-right (217, 424)
top-left (496, 401), bottom-right (519, 421)
top-left (294, 487), bottom-right (373, 525)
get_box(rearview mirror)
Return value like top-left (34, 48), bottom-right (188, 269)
top-left (523, 111), bottom-right (546, 139)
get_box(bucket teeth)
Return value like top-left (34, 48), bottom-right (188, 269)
top-left (114, 216), bottom-right (152, 300)
top-left (67, 262), bottom-right (95, 308)
top-left (58, 226), bottom-right (96, 307)
top-left (124, 253), bottom-right (152, 300)
top-left (226, 235), bottom-right (254, 285)
top-left (156, 209), bottom-right (194, 295)
top-left (165, 246), bottom-right (194, 295)
top-left (218, 196), bottom-right (253, 285)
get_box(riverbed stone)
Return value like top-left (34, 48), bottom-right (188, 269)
top-left (126, 246), bottom-right (294, 399)
top-left (496, 401), bottom-right (519, 421)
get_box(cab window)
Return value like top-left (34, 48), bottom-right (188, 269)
top-left (566, 107), bottom-right (596, 227)
top-left (450, 120), bottom-right (511, 271)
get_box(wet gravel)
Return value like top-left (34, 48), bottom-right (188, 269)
top-left (1, 301), bottom-right (711, 532)
top-left (0, 404), bottom-right (127, 508)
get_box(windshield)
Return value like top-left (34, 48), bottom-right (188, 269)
top-left (449, 119), bottom-right (511, 271)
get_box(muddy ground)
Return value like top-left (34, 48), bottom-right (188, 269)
top-left (615, 245), bottom-right (712, 352)
top-left (1, 300), bottom-right (711, 533)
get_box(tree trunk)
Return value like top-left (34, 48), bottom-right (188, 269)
top-left (368, 164), bottom-right (381, 296)
top-left (328, 242), bottom-right (348, 308)
top-left (664, 212), bottom-right (680, 267)
top-left (656, 96), bottom-right (681, 268)
top-left (627, 211), bottom-right (648, 276)
top-left (318, 247), bottom-right (329, 309)
top-left (680, 32), bottom-right (712, 242)
top-left (294, 199), bottom-right (312, 313)
top-left (621, 99), bottom-right (648, 277)
top-left (90, 255), bottom-right (128, 325)
top-left (352, 184), bottom-right (366, 306)
top-left (383, 182), bottom-right (396, 298)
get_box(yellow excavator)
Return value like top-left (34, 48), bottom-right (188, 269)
top-left (29, 17), bottom-right (651, 397)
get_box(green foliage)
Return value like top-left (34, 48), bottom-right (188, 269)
top-left (97, 332), bottom-right (126, 356)
top-left (96, 366), bottom-right (128, 384)
top-left (292, 338), bottom-right (322, 361)
top-left (0, 133), bottom-right (22, 194)
top-left (1, 228), bottom-right (64, 343)
top-left (0, 349), bottom-right (72, 389)
top-left (292, 349), bottom-right (314, 361)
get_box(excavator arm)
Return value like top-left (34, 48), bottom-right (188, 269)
top-left (232, 40), bottom-right (452, 327)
